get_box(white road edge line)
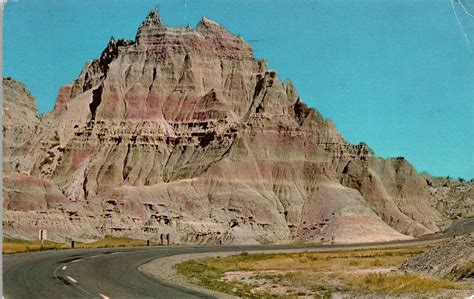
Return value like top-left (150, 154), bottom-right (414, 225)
top-left (62, 265), bottom-right (67, 270)
top-left (90, 255), bottom-right (100, 258)
top-left (99, 294), bottom-right (110, 299)
top-left (71, 259), bottom-right (82, 263)
top-left (66, 276), bottom-right (78, 283)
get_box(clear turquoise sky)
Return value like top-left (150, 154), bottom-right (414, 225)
top-left (4, 0), bottom-right (473, 179)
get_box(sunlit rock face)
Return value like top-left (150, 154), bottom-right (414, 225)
top-left (4, 9), bottom-right (466, 244)
top-left (3, 78), bottom-right (39, 174)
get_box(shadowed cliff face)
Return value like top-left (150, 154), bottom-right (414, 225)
top-left (3, 9), bottom-right (469, 244)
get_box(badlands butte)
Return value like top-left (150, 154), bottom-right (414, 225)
top-left (3, 10), bottom-right (473, 244)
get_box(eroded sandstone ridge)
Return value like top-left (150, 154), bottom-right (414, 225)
top-left (3, 10), bottom-right (472, 244)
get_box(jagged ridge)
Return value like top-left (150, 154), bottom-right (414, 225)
top-left (3, 9), bottom-right (471, 244)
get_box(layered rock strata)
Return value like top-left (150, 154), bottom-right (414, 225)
top-left (3, 9), bottom-right (470, 244)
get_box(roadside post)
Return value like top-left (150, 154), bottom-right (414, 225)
top-left (166, 233), bottom-right (170, 245)
top-left (160, 233), bottom-right (163, 245)
top-left (39, 229), bottom-right (47, 247)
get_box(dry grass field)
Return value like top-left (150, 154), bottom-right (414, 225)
top-left (176, 246), bottom-right (464, 298)
top-left (3, 236), bottom-right (158, 254)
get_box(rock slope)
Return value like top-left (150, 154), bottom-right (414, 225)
top-left (401, 234), bottom-right (474, 280)
top-left (3, 77), bottom-right (39, 174)
top-left (424, 175), bottom-right (474, 220)
top-left (3, 9), bottom-right (471, 244)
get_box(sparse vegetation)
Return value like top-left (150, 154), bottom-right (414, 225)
top-left (177, 246), bottom-right (465, 297)
top-left (176, 259), bottom-right (254, 297)
top-left (446, 262), bottom-right (474, 281)
top-left (348, 273), bottom-right (461, 295)
top-left (76, 236), bottom-right (158, 249)
top-left (203, 247), bottom-right (428, 272)
top-left (3, 238), bottom-right (69, 254)
top-left (3, 236), bottom-right (158, 254)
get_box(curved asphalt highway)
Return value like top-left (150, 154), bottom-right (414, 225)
top-left (4, 218), bottom-right (474, 299)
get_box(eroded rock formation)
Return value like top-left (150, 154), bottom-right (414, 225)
top-left (3, 9), bottom-right (471, 244)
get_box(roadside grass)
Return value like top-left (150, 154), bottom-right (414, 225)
top-left (205, 247), bottom-right (428, 272)
top-left (3, 236), bottom-right (159, 254)
top-left (177, 246), bottom-right (464, 297)
top-left (348, 273), bottom-right (462, 295)
top-left (253, 271), bottom-right (346, 297)
top-left (176, 260), bottom-right (255, 298)
top-left (3, 238), bottom-right (69, 254)
top-left (77, 236), bottom-right (158, 249)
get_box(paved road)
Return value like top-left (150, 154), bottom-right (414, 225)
top-left (438, 217), bottom-right (474, 237)
top-left (4, 218), bottom-right (473, 299)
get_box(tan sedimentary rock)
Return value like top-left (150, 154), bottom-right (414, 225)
top-left (424, 175), bottom-right (474, 220)
top-left (3, 77), bottom-right (39, 174)
top-left (2, 9), bottom-right (469, 243)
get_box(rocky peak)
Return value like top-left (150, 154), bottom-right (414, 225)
top-left (102, 37), bottom-right (117, 56)
top-left (3, 77), bottom-right (37, 113)
top-left (196, 16), bottom-right (224, 31)
top-left (2, 77), bottom-right (39, 174)
top-left (133, 8), bottom-right (252, 57)
top-left (141, 7), bottom-right (163, 28)
top-left (3, 10), bottom-right (464, 245)
top-left (135, 7), bottom-right (166, 43)
top-left (98, 37), bottom-right (119, 72)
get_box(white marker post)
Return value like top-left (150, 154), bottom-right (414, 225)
top-left (39, 229), bottom-right (47, 247)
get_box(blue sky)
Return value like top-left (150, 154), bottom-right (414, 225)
top-left (3, 0), bottom-right (473, 179)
